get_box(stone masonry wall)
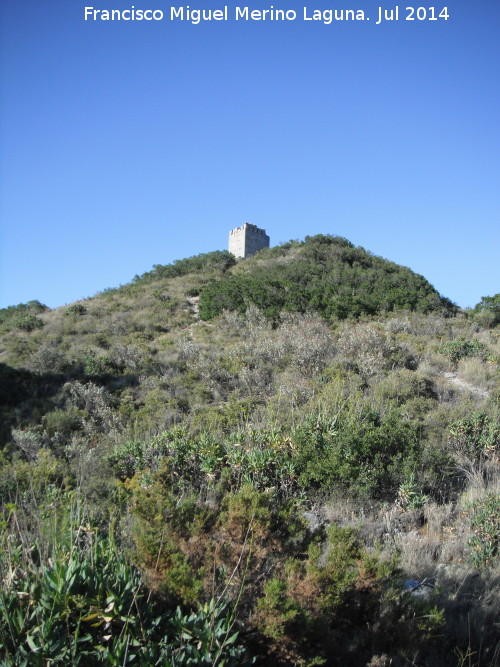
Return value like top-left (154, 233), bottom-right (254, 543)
top-left (228, 223), bottom-right (270, 259)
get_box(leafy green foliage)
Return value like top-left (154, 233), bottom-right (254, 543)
top-left (110, 427), bottom-right (300, 500)
top-left (65, 303), bottom-right (87, 316)
top-left (82, 349), bottom-right (117, 376)
top-left (465, 494), bottom-right (500, 567)
top-left (200, 235), bottom-right (456, 321)
top-left (396, 473), bottom-right (429, 510)
top-left (473, 293), bottom-right (500, 327)
top-left (0, 301), bottom-right (47, 335)
top-left (0, 490), bottom-right (249, 666)
top-left (161, 598), bottom-right (250, 665)
top-left (0, 546), bottom-right (248, 665)
top-left (440, 337), bottom-right (487, 363)
top-left (133, 250), bottom-right (236, 284)
top-left (11, 313), bottom-right (44, 332)
top-left (448, 413), bottom-right (499, 466)
top-left (0, 236), bottom-right (498, 666)
top-left (294, 410), bottom-right (421, 499)
top-left (0, 300), bottom-right (48, 325)
top-left (254, 577), bottom-right (306, 641)
top-left (110, 405), bottom-right (422, 503)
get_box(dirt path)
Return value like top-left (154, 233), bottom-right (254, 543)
top-left (186, 295), bottom-right (200, 317)
top-left (442, 372), bottom-right (490, 399)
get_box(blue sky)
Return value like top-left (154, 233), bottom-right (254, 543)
top-left (1, 0), bottom-right (499, 309)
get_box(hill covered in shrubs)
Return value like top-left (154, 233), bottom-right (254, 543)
top-left (0, 235), bottom-right (498, 665)
top-left (199, 235), bottom-right (456, 320)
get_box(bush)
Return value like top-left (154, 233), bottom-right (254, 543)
top-left (65, 303), bottom-right (87, 316)
top-left (473, 293), bottom-right (500, 327)
top-left (295, 409), bottom-right (420, 499)
top-left (0, 300), bottom-right (48, 327)
top-left (28, 345), bottom-right (66, 374)
top-left (465, 494), bottom-right (500, 567)
top-left (0, 514), bottom-right (249, 665)
top-left (374, 370), bottom-right (436, 406)
top-left (254, 577), bottom-right (306, 641)
top-left (448, 413), bottom-right (499, 478)
top-left (82, 349), bottom-right (116, 376)
top-left (160, 598), bottom-right (250, 665)
top-left (440, 337), bottom-right (487, 364)
top-left (133, 250), bottom-right (236, 284)
top-left (199, 235), bottom-right (456, 322)
top-left (337, 324), bottom-right (406, 378)
top-left (11, 313), bottom-right (44, 332)
top-left (43, 408), bottom-right (82, 438)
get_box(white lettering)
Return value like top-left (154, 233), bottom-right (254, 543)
top-left (84, 6), bottom-right (164, 20)
top-left (235, 6), bottom-right (296, 21)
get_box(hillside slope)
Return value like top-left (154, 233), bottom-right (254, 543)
top-left (198, 235), bottom-right (456, 320)
top-left (0, 235), bottom-right (498, 666)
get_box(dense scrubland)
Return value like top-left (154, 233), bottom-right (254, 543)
top-left (0, 235), bottom-right (498, 666)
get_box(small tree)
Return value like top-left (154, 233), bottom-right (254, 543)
top-left (12, 313), bottom-right (44, 332)
top-left (474, 293), bottom-right (500, 327)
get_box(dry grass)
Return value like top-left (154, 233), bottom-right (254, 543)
top-left (457, 357), bottom-right (498, 393)
top-left (459, 464), bottom-right (500, 506)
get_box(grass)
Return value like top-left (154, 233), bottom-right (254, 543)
top-left (0, 242), bottom-right (498, 665)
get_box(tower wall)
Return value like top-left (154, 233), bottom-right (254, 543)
top-left (229, 223), bottom-right (270, 259)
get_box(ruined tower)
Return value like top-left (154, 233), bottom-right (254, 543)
top-left (228, 223), bottom-right (270, 259)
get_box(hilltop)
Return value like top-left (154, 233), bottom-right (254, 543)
top-left (0, 234), bottom-right (456, 372)
top-left (0, 235), bottom-right (498, 666)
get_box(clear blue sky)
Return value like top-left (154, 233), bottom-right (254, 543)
top-left (1, 0), bottom-right (499, 309)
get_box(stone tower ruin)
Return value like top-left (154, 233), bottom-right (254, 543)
top-left (228, 223), bottom-right (270, 259)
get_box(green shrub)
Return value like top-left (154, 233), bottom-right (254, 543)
top-left (374, 370), bottom-right (436, 406)
top-left (11, 313), bottom-right (44, 332)
top-left (473, 293), bottom-right (500, 327)
top-left (306, 523), bottom-right (360, 614)
top-left (295, 410), bottom-right (420, 499)
top-left (82, 349), bottom-right (116, 376)
top-left (396, 473), bottom-right (429, 510)
top-left (448, 413), bottom-right (499, 468)
top-left (151, 288), bottom-right (171, 302)
top-left (254, 577), bottom-right (307, 640)
top-left (160, 598), bottom-right (250, 665)
top-left (440, 337), bottom-right (487, 363)
top-left (0, 301), bottom-right (48, 327)
top-left (65, 303), bottom-right (87, 316)
top-left (133, 250), bottom-right (236, 284)
top-left (199, 235), bottom-right (456, 322)
top-left (0, 527), bottom-right (248, 665)
top-left (43, 408), bottom-right (82, 438)
top-left (465, 494), bottom-right (500, 567)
